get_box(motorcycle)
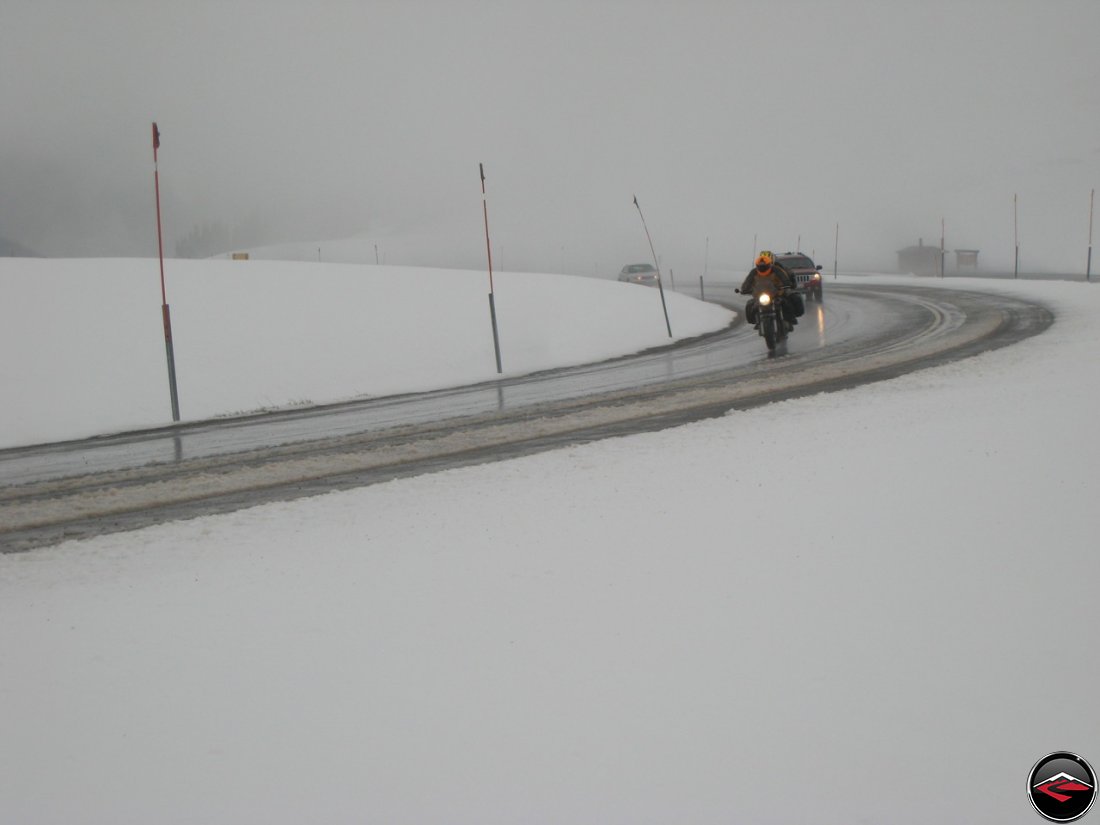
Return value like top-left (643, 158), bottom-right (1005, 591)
top-left (737, 284), bottom-right (793, 353)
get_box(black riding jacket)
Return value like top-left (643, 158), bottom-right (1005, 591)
top-left (740, 262), bottom-right (794, 295)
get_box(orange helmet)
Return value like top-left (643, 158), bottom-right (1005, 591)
top-left (755, 250), bottom-right (774, 271)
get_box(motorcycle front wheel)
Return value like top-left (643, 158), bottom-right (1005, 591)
top-left (762, 315), bottom-right (777, 351)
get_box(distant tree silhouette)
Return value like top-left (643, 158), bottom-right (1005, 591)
top-left (0, 233), bottom-right (40, 257)
top-left (174, 211), bottom-right (271, 258)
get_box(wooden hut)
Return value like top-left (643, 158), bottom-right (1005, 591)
top-left (897, 239), bottom-right (943, 276)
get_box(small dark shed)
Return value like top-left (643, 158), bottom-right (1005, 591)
top-left (897, 239), bottom-right (943, 276)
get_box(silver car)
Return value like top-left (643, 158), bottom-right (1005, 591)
top-left (617, 263), bottom-right (659, 286)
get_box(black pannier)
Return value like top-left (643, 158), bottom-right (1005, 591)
top-left (788, 291), bottom-right (805, 317)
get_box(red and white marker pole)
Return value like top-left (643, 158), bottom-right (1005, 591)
top-left (480, 163), bottom-right (503, 374)
top-left (152, 122), bottom-right (180, 421)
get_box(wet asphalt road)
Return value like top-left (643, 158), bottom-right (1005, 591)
top-left (0, 283), bottom-right (1053, 552)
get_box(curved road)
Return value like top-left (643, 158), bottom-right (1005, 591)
top-left (0, 283), bottom-right (1052, 552)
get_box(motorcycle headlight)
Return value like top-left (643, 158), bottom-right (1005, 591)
top-left (813, 273), bottom-right (821, 281)
top-left (758, 293), bottom-right (772, 306)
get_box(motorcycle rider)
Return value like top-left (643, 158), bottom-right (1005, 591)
top-left (739, 250), bottom-right (798, 329)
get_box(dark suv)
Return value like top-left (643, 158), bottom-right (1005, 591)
top-left (777, 252), bottom-right (824, 301)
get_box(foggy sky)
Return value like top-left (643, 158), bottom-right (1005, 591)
top-left (2, 0), bottom-right (1098, 274)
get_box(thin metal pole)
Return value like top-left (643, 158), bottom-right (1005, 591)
top-left (480, 163), bottom-right (502, 373)
top-left (701, 235), bottom-right (709, 300)
top-left (152, 122), bottom-right (180, 422)
top-left (940, 217), bottom-right (945, 278)
top-left (833, 222), bottom-right (839, 280)
top-left (633, 195), bottom-right (672, 337)
top-left (1087, 188), bottom-right (1094, 281)
top-left (1014, 193), bottom-right (1019, 279)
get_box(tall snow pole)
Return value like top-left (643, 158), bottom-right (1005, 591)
top-left (701, 235), bottom-right (709, 300)
top-left (940, 217), bottom-right (946, 278)
top-left (151, 122), bottom-right (180, 422)
top-left (480, 163), bottom-right (503, 373)
top-left (633, 196), bottom-right (672, 337)
top-left (833, 222), bottom-right (839, 280)
top-left (1087, 188), bottom-right (1094, 282)
top-left (1014, 193), bottom-right (1020, 279)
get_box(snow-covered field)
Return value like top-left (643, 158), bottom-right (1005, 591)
top-left (1, 254), bottom-right (1097, 824)
top-left (0, 256), bottom-right (733, 448)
